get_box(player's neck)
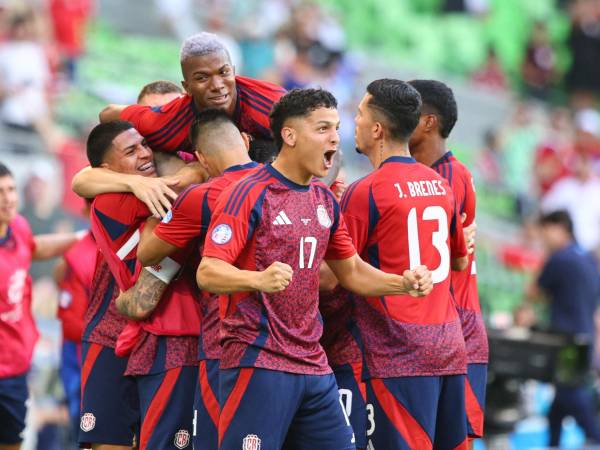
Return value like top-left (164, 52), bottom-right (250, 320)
top-left (220, 152), bottom-right (252, 173)
top-left (372, 142), bottom-right (411, 169)
top-left (417, 139), bottom-right (447, 168)
top-left (271, 154), bottom-right (312, 186)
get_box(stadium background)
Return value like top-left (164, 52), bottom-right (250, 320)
top-left (1, 0), bottom-right (599, 448)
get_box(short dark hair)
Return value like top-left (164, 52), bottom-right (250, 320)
top-left (189, 108), bottom-right (236, 150)
top-left (408, 79), bottom-right (457, 139)
top-left (269, 88), bottom-right (338, 151)
top-left (249, 138), bottom-right (278, 164)
top-left (0, 162), bottom-right (13, 178)
top-left (86, 121), bottom-right (135, 167)
top-left (539, 210), bottom-right (574, 238)
top-left (137, 80), bottom-right (182, 104)
top-left (365, 79), bottom-right (422, 142)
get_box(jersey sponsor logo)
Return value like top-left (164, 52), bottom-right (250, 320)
top-left (162, 210), bottom-right (173, 224)
top-left (316, 205), bottom-right (332, 228)
top-left (242, 434), bottom-right (261, 450)
top-left (80, 412), bottom-right (96, 432)
top-left (272, 210), bottom-right (292, 225)
top-left (174, 429), bottom-right (190, 449)
top-left (212, 224), bottom-right (232, 244)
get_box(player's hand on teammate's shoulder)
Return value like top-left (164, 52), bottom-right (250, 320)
top-left (256, 261), bottom-right (294, 293)
top-left (403, 265), bottom-right (433, 297)
top-left (130, 175), bottom-right (181, 218)
top-left (461, 213), bottom-right (477, 255)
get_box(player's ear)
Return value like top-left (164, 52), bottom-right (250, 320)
top-left (424, 114), bottom-right (436, 133)
top-left (181, 80), bottom-right (191, 96)
top-left (241, 132), bottom-right (251, 152)
top-left (281, 127), bottom-right (296, 148)
top-left (195, 151), bottom-right (209, 171)
top-left (372, 122), bottom-right (384, 140)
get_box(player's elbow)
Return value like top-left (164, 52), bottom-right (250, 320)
top-left (196, 259), bottom-right (213, 292)
top-left (452, 255), bottom-right (469, 272)
top-left (99, 104), bottom-right (120, 123)
top-left (136, 243), bottom-right (161, 267)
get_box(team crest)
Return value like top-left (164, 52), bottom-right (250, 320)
top-left (174, 429), bottom-right (190, 449)
top-left (80, 413), bottom-right (96, 432)
top-left (316, 205), bottom-right (332, 228)
top-left (211, 224), bottom-right (232, 244)
top-left (242, 434), bottom-right (261, 450)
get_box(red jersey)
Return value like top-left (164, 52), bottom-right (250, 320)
top-left (85, 194), bottom-right (150, 347)
top-left (203, 164), bottom-right (356, 375)
top-left (154, 161), bottom-right (260, 361)
top-left (432, 151), bottom-right (488, 364)
top-left (342, 156), bottom-right (468, 378)
top-left (0, 215), bottom-right (38, 378)
top-left (58, 231), bottom-right (97, 343)
top-left (120, 76), bottom-right (286, 154)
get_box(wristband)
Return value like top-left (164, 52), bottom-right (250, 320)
top-left (144, 256), bottom-right (181, 284)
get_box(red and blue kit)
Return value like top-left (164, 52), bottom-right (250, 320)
top-left (341, 155), bottom-right (469, 450)
top-left (120, 76), bottom-right (285, 154)
top-left (432, 151), bottom-right (488, 438)
top-left (202, 164), bottom-right (356, 450)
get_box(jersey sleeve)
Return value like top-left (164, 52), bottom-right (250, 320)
top-left (325, 202), bottom-right (357, 260)
top-left (202, 185), bottom-right (260, 264)
top-left (339, 180), bottom-right (371, 254)
top-left (120, 104), bottom-right (156, 135)
top-left (460, 168), bottom-right (477, 227)
top-left (153, 185), bottom-right (210, 249)
top-left (448, 192), bottom-right (468, 259)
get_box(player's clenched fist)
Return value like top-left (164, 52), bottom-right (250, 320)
top-left (256, 261), bottom-right (293, 293)
top-left (403, 265), bottom-right (433, 297)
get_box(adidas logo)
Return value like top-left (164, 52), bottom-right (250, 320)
top-left (272, 211), bottom-right (292, 225)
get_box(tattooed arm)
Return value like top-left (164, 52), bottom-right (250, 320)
top-left (115, 269), bottom-right (169, 320)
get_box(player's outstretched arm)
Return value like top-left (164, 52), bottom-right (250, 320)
top-left (71, 166), bottom-right (179, 218)
top-left (197, 257), bottom-right (293, 295)
top-left (451, 255), bottom-right (469, 271)
top-left (326, 254), bottom-right (433, 297)
top-left (32, 232), bottom-right (82, 260)
top-left (116, 269), bottom-right (169, 320)
top-left (137, 219), bottom-right (178, 266)
top-left (99, 104), bottom-right (128, 123)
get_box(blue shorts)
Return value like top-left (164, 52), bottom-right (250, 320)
top-left (137, 365), bottom-right (198, 450)
top-left (465, 363), bottom-right (487, 438)
top-left (0, 373), bottom-right (28, 445)
top-left (366, 375), bottom-right (468, 450)
top-left (334, 363), bottom-right (367, 449)
top-left (79, 342), bottom-right (139, 447)
top-left (193, 359), bottom-right (220, 450)
top-left (219, 368), bottom-right (355, 450)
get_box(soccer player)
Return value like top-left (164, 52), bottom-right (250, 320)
top-left (79, 121), bottom-right (196, 450)
top-left (72, 81), bottom-right (205, 219)
top-left (99, 32), bottom-right (286, 154)
top-left (0, 162), bottom-right (82, 450)
top-left (197, 88), bottom-right (433, 450)
top-left (134, 108), bottom-right (261, 450)
top-left (408, 79), bottom-right (488, 445)
top-left (346, 79), bottom-right (469, 450)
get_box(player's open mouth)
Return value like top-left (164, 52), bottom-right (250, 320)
top-left (323, 150), bottom-right (336, 169)
top-left (209, 94), bottom-right (229, 105)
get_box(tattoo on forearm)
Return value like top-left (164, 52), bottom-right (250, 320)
top-left (116, 270), bottom-right (168, 319)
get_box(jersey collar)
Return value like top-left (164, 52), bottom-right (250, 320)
top-left (431, 151), bottom-right (454, 168)
top-left (224, 161), bottom-right (259, 173)
top-left (266, 164), bottom-right (311, 192)
top-left (380, 155), bottom-right (417, 166)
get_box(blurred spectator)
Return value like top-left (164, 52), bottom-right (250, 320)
top-left (533, 107), bottom-right (574, 196)
top-left (47, 0), bottom-right (93, 82)
top-left (475, 128), bottom-right (504, 187)
top-left (523, 210), bottom-right (600, 446)
top-left (471, 47), bottom-right (508, 92)
top-left (541, 152), bottom-right (600, 251)
top-left (565, 0), bottom-right (600, 107)
top-left (521, 22), bottom-right (557, 101)
top-left (0, 10), bottom-right (53, 144)
top-left (443, 0), bottom-right (490, 15)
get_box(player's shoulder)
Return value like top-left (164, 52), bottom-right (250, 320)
top-left (171, 183), bottom-right (208, 211)
top-left (235, 75), bottom-right (286, 99)
top-left (122, 94), bottom-right (190, 118)
top-left (10, 213), bottom-right (33, 237)
top-left (218, 165), bottom-right (273, 216)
